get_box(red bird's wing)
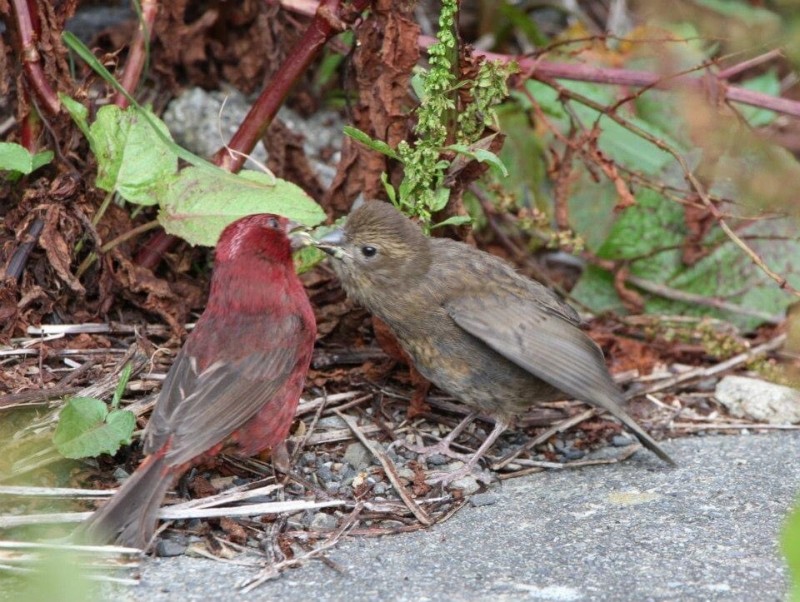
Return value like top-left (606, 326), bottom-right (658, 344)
top-left (142, 313), bottom-right (305, 466)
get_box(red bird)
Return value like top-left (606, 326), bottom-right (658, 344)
top-left (77, 214), bottom-right (316, 549)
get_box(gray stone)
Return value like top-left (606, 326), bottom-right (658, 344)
top-left (450, 475), bottom-right (480, 495)
top-left (155, 539), bottom-right (187, 558)
top-left (396, 467), bottom-right (415, 481)
top-left (612, 434), bottom-right (635, 447)
top-left (162, 88), bottom-right (342, 187)
top-left (315, 416), bottom-right (348, 429)
top-left (309, 512), bottom-right (337, 532)
top-left (343, 442), bottom-right (371, 470)
top-left (426, 453), bottom-right (448, 466)
top-left (316, 464), bottom-right (334, 483)
top-left (715, 375), bottom-right (800, 424)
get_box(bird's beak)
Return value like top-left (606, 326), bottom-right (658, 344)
top-left (285, 219), bottom-right (304, 234)
top-left (287, 220), bottom-right (313, 251)
top-left (315, 229), bottom-right (347, 259)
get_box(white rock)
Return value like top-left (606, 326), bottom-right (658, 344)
top-left (715, 375), bottom-right (800, 424)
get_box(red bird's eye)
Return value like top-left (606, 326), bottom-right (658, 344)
top-left (267, 217), bottom-right (280, 229)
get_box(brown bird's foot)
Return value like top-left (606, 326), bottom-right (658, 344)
top-left (402, 411), bottom-right (479, 461)
top-left (424, 420), bottom-right (509, 488)
top-left (401, 439), bottom-right (473, 462)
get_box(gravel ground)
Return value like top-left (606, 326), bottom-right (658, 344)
top-left (93, 431), bottom-right (800, 601)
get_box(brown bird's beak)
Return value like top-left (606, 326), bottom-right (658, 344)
top-left (314, 229), bottom-right (347, 259)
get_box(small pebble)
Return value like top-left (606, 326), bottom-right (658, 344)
top-left (372, 483), bottom-right (387, 495)
top-left (694, 377), bottom-right (718, 392)
top-left (316, 416), bottom-right (347, 429)
top-left (343, 442), bottom-right (371, 469)
top-left (612, 435), bottom-right (634, 447)
top-left (156, 539), bottom-right (187, 557)
top-left (450, 476), bottom-right (480, 495)
top-left (562, 448), bottom-right (585, 460)
top-left (426, 454), bottom-right (448, 466)
top-left (469, 493), bottom-right (499, 507)
top-left (309, 512), bottom-right (337, 532)
top-left (396, 467), bottom-right (415, 481)
top-left (316, 465), bottom-right (334, 482)
top-left (112, 467), bottom-right (130, 482)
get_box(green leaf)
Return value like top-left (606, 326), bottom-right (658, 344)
top-left (0, 142), bottom-right (53, 175)
top-left (293, 245), bottom-right (326, 274)
top-left (60, 93), bottom-right (90, 138)
top-left (158, 168), bottom-right (326, 246)
top-left (53, 397), bottom-right (135, 459)
top-left (380, 172), bottom-right (397, 205)
top-left (432, 215), bottom-right (472, 229)
top-left (88, 105), bottom-right (178, 205)
top-left (429, 187), bottom-right (451, 212)
top-left (111, 363), bottom-right (132, 409)
top-left (572, 189), bottom-right (800, 330)
top-left (343, 126), bottom-right (399, 160)
top-left (445, 143), bottom-right (509, 177)
top-left (782, 498), bottom-right (800, 602)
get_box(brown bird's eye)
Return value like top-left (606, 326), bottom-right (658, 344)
top-left (361, 245), bottom-right (377, 258)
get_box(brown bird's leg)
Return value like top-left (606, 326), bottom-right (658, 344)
top-left (426, 419), bottom-right (511, 486)
top-left (402, 411), bottom-right (480, 461)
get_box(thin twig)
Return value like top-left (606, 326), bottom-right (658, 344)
top-left (492, 409), bottom-right (596, 470)
top-left (0, 499), bottom-right (343, 528)
top-left (334, 410), bottom-right (432, 526)
top-left (240, 503), bottom-right (363, 592)
top-left (641, 334), bottom-right (787, 396)
top-left (540, 77), bottom-right (800, 299)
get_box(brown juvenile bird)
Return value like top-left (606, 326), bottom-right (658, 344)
top-left (316, 201), bottom-right (674, 484)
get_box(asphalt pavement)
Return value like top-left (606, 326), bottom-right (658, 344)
top-left (104, 431), bottom-right (800, 601)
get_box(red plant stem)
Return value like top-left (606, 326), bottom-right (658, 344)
top-left (280, 3), bottom-right (800, 119)
top-left (213, 0), bottom-right (371, 171)
top-left (10, 0), bottom-right (61, 115)
top-left (113, 0), bottom-right (160, 108)
top-left (418, 35), bottom-right (800, 120)
top-left (136, 0), bottom-right (371, 270)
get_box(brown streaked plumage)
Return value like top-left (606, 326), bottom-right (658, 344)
top-left (316, 201), bottom-right (674, 484)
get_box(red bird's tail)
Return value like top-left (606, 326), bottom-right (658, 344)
top-left (75, 450), bottom-right (173, 549)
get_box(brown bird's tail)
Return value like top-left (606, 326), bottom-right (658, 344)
top-left (598, 393), bottom-right (676, 466)
top-left (75, 450), bottom-right (173, 549)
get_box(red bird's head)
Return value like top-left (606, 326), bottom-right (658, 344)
top-left (215, 214), bottom-right (298, 265)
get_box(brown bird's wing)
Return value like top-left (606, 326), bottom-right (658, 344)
top-left (143, 345), bottom-right (298, 466)
top-left (445, 293), bottom-right (675, 465)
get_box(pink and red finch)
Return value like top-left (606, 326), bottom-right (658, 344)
top-left (77, 214), bottom-right (316, 549)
